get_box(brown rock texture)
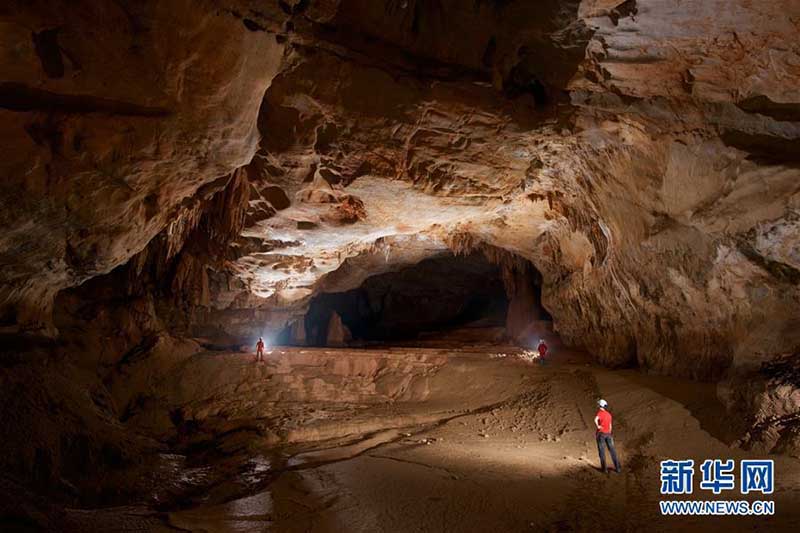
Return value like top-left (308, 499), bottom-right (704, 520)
top-left (2, 0), bottom-right (800, 502)
top-left (0, 0), bottom-right (286, 332)
top-left (176, 0), bottom-right (800, 382)
top-left (325, 311), bottom-right (352, 346)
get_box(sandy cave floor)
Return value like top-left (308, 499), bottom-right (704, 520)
top-left (64, 345), bottom-right (800, 532)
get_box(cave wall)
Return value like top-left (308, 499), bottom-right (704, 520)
top-left (536, 0), bottom-right (800, 379)
top-left (0, 0), bottom-right (286, 333)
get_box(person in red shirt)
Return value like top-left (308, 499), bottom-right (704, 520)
top-left (255, 337), bottom-right (265, 362)
top-left (594, 399), bottom-right (621, 473)
top-left (537, 339), bottom-right (548, 365)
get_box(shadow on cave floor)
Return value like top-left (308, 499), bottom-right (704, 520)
top-left (18, 345), bottom-right (790, 531)
top-left (614, 370), bottom-right (743, 446)
top-left (6, 344), bottom-right (800, 532)
top-left (2, 258), bottom-right (791, 531)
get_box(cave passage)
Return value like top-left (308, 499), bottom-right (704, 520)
top-left (279, 252), bottom-right (552, 347)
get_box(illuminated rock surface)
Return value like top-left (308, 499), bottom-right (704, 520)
top-left (1, 0), bottom-right (800, 530)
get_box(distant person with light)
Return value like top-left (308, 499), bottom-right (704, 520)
top-left (256, 337), bottom-right (265, 362)
top-left (537, 339), bottom-right (548, 365)
top-left (594, 399), bottom-right (621, 473)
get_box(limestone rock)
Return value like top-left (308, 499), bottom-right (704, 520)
top-left (0, 0), bottom-right (286, 332)
top-left (290, 319), bottom-right (307, 346)
top-left (326, 311), bottom-right (352, 347)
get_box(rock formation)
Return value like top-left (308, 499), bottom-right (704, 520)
top-left (325, 311), bottom-right (352, 346)
top-left (1, 0), bottom-right (800, 523)
top-left (0, 0), bottom-right (287, 333)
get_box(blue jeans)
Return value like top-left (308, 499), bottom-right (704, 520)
top-left (596, 432), bottom-right (621, 472)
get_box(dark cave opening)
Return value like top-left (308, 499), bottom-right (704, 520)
top-left (278, 251), bottom-right (551, 347)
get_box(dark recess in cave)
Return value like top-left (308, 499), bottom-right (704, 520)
top-left (279, 252), bottom-right (551, 346)
top-left (32, 28), bottom-right (64, 79)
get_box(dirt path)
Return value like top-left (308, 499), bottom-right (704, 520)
top-left (165, 348), bottom-right (800, 532)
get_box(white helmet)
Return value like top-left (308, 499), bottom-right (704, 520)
top-left (597, 399), bottom-right (608, 408)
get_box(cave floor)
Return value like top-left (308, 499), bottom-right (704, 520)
top-left (66, 346), bottom-right (800, 532)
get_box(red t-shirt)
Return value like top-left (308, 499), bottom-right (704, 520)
top-left (596, 409), bottom-right (612, 434)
